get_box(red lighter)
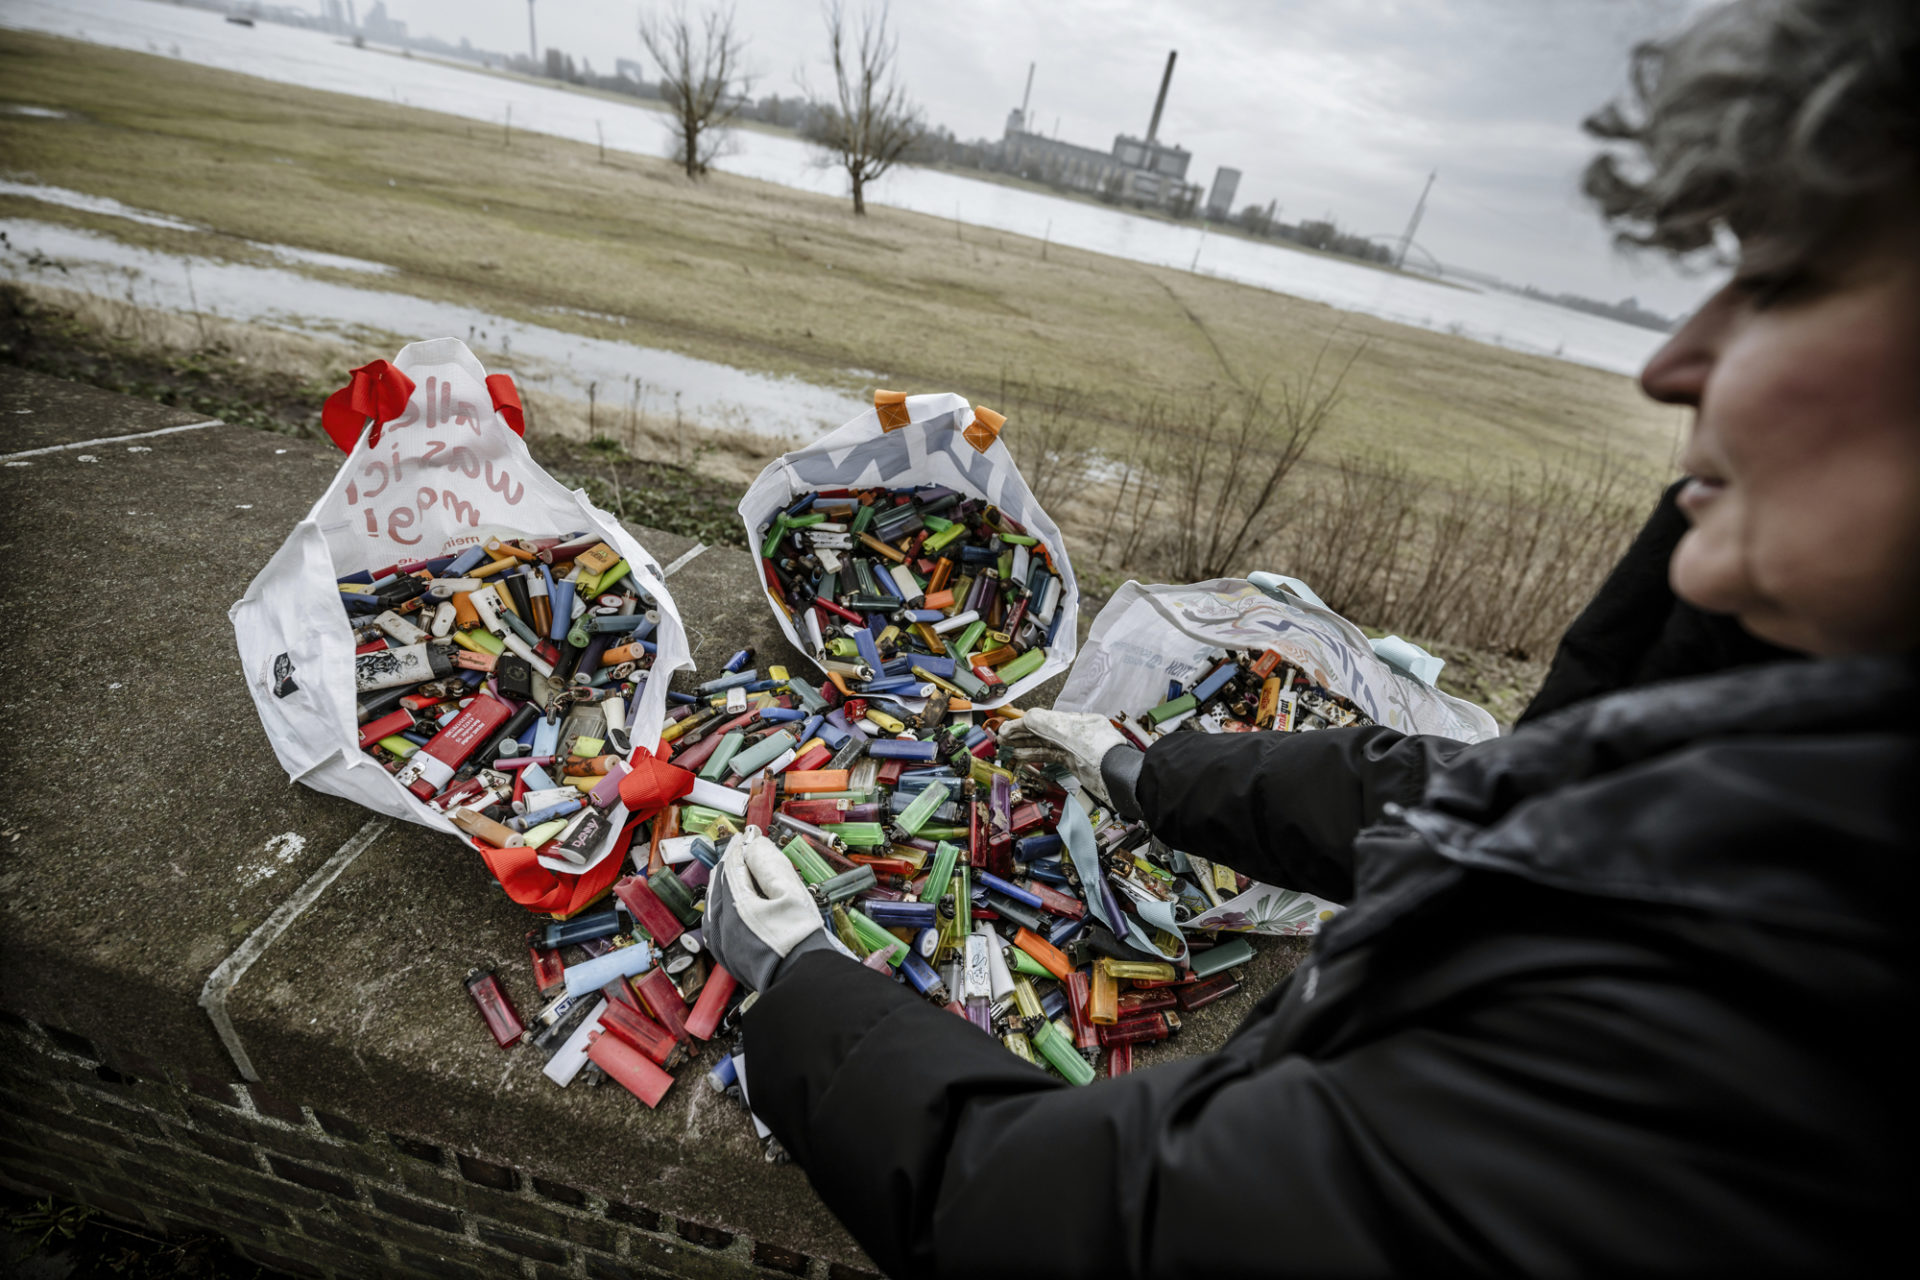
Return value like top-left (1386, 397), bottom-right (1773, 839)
top-left (613, 875), bottom-right (685, 947)
top-left (685, 965), bottom-right (738, 1041)
top-left (398, 695), bottom-right (512, 800)
top-left (525, 933), bottom-right (565, 994)
top-left (632, 967), bottom-right (691, 1042)
top-left (584, 1029), bottom-right (674, 1108)
top-left (464, 968), bottom-right (525, 1048)
top-left (600, 1001), bottom-right (685, 1069)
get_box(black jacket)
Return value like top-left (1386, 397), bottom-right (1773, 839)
top-left (744, 490), bottom-right (1912, 1277)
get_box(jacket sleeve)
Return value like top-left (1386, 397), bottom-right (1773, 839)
top-left (745, 938), bottom-right (1860, 1279)
top-left (1132, 727), bottom-right (1468, 901)
top-left (743, 948), bottom-right (1409, 1280)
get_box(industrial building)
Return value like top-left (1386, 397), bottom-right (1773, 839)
top-left (1206, 166), bottom-right (1241, 220)
top-left (996, 51), bottom-right (1206, 214)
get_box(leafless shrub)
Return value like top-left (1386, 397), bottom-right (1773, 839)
top-left (992, 372), bottom-right (1091, 510)
top-left (1282, 451), bottom-right (1430, 619)
top-left (1093, 426), bottom-right (1168, 571)
top-left (1141, 338), bottom-right (1364, 581)
top-left (639, 2), bottom-right (752, 180)
top-left (1278, 449), bottom-right (1644, 658)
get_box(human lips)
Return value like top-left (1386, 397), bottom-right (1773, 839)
top-left (1675, 472), bottom-right (1727, 518)
top-left (1681, 449), bottom-right (1728, 518)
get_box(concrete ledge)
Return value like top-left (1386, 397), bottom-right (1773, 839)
top-left (0, 370), bottom-right (1308, 1277)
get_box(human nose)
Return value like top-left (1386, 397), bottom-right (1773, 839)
top-left (1639, 286), bottom-right (1728, 407)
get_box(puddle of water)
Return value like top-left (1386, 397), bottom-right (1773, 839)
top-left (0, 177), bottom-right (197, 231)
top-left (0, 180), bottom-right (395, 274)
top-left (255, 241), bottom-right (392, 275)
top-left (2, 105), bottom-right (71, 119)
top-left (540, 304), bottom-right (632, 327)
top-left (0, 218), bottom-right (867, 439)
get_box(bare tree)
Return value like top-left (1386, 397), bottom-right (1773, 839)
top-left (638, 2), bottom-right (751, 180)
top-left (806, 2), bottom-right (923, 215)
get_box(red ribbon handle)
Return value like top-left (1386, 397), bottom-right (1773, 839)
top-left (487, 374), bottom-right (526, 438)
top-left (320, 362), bottom-right (525, 452)
top-left (476, 818), bottom-right (637, 918)
top-left (320, 359), bottom-right (416, 453)
top-left (474, 748), bottom-right (691, 918)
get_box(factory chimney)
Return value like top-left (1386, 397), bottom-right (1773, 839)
top-left (1145, 50), bottom-right (1176, 144)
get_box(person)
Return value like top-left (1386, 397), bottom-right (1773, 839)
top-left (703, 0), bottom-right (1917, 1272)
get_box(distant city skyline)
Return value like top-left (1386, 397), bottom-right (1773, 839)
top-left (374, 1), bottom-right (1721, 316)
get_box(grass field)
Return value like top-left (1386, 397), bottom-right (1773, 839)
top-left (0, 29), bottom-right (1685, 486)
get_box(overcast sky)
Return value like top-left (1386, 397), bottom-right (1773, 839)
top-left (376, 0), bottom-right (1721, 315)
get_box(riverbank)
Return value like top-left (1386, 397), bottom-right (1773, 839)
top-left (0, 29), bottom-right (1682, 488)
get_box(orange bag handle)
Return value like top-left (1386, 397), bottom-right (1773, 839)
top-left (873, 389), bottom-right (1005, 454)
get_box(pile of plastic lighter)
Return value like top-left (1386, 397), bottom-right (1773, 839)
top-left (460, 489), bottom-right (1263, 1149)
top-left (349, 530), bottom-right (661, 821)
top-left (1117, 649), bottom-right (1381, 743)
top-left (485, 651), bottom-right (1261, 1146)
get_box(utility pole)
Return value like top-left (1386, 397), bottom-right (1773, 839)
top-left (1395, 170), bottom-right (1436, 270)
top-left (527, 0), bottom-right (538, 66)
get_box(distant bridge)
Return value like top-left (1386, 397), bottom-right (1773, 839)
top-left (1357, 235), bottom-right (1508, 289)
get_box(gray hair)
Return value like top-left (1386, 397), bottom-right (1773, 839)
top-left (1584, 0), bottom-right (1918, 262)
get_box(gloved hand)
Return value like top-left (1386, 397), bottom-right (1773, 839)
top-left (998, 709), bottom-right (1140, 811)
top-left (704, 827), bottom-right (837, 991)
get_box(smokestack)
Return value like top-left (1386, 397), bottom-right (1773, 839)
top-left (1021, 62), bottom-right (1034, 116)
top-left (1145, 50), bottom-right (1176, 145)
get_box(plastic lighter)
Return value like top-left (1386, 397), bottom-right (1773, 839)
top-left (1032, 1019), bottom-right (1096, 1086)
top-left (1012, 927), bottom-right (1072, 982)
top-left (599, 1001), bottom-right (686, 1070)
top-left (527, 932), bottom-right (566, 994)
top-left (540, 999), bottom-right (608, 1087)
top-left (632, 967), bottom-right (691, 1042)
top-left (613, 875), bottom-right (685, 947)
top-left (464, 968), bottom-right (525, 1048)
top-left (962, 933), bottom-right (993, 1031)
top-left (684, 965), bottom-right (738, 1040)
top-left (1088, 960), bottom-right (1119, 1026)
top-left (584, 1029), bottom-right (674, 1108)
top-left (563, 942), bottom-right (655, 997)
top-left (1192, 936), bottom-right (1255, 978)
top-left (395, 695), bottom-right (513, 799)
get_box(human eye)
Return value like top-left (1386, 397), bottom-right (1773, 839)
top-left (1730, 269), bottom-right (1800, 308)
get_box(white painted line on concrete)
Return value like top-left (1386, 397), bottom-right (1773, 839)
top-left (662, 542), bottom-right (709, 577)
top-left (0, 417), bottom-right (223, 461)
top-left (199, 816), bottom-right (391, 1082)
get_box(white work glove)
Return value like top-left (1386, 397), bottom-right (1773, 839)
top-left (998, 709), bottom-right (1137, 806)
top-left (703, 827), bottom-right (835, 991)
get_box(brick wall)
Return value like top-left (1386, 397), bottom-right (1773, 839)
top-left (0, 1012), bottom-right (874, 1280)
